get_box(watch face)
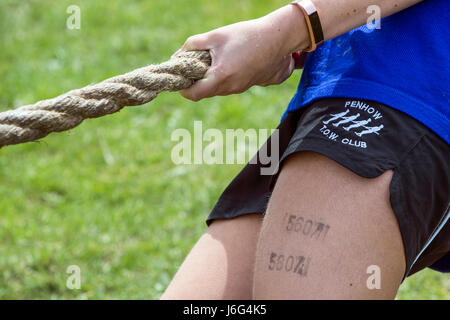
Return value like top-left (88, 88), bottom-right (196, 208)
top-left (298, 0), bottom-right (318, 16)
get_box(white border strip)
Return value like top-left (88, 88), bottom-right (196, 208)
top-left (408, 202), bottom-right (450, 274)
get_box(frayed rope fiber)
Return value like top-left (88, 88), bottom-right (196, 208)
top-left (0, 50), bottom-right (211, 148)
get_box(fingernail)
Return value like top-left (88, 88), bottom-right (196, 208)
top-left (171, 48), bottom-right (182, 58)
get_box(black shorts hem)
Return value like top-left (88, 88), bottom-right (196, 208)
top-left (205, 98), bottom-right (450, 277)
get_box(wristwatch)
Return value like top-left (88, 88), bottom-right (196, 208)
top-left (290, 0), bottom-right (324, 52)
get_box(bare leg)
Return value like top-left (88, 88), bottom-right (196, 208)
top-left (253, 152), bottom-right (406, 299)
top-left (161, 213), bottom-right (263, 300)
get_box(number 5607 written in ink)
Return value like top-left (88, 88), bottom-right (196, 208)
top-left (268, 252), bottom-right (311, 276)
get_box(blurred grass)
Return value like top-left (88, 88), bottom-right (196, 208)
top-left (0, 0), bottom-right (447, 299)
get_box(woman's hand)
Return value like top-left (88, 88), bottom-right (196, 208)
top-left (176, 0), bottom-right (424, 102)
top-left (176, 6), bottom-right (308, 101)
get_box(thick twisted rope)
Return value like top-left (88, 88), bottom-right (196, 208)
top-left (0, 50), bottom-right (211, 148)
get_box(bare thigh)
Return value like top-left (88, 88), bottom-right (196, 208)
top-left (253, 151), bottom-right (406, 299)
top-left (161, 213), bottom-right (263, 300)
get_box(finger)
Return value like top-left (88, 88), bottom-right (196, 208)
top-left (171, 48), bottom-right (183, 59)
top-left (172, 33), bottom-right (211, 58)
top-left (292, 51), bottom-right (307, 69)
top-left (181, 34), bottom-right (210, 52)
top-left (274, 55), bottom-right (295, 84)
top-left (286, 55), bottom-right (296, 78)
top-left (260, 55), bottom-right (295, 87)
top-left (179, 69), bottom-right (219, 101)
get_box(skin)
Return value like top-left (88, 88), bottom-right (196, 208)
top-left (161, 214), bottom-right (263, 299)
top-left (162, 0), bottom-right (424, 299)
top-left (162, 152), bottom-right (406, 299)
top-left (177, 0), bottom-right (423, 101)
top-left (253, 152), bottom-right (405, 299)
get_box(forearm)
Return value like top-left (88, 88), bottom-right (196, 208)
top-left (262, 0), bottom-right (424, 55)
top-left (178, 0), bottom-right (425, 100)
top-left (315, 0), bottom-right (423, 40)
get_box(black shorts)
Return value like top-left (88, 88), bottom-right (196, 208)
top-left (207, 98), bottom-right (449, 278)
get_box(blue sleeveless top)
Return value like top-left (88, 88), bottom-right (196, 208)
top-left (284, 0), bottom-right (449, 144)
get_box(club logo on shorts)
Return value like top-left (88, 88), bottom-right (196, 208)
top-left (318, 100), bottom-right (384, 149)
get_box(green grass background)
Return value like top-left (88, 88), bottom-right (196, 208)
top-left (0, 0), bottom-right (447, 299)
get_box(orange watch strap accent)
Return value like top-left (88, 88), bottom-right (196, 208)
top-left (290, 0), bottom-right (324, 52)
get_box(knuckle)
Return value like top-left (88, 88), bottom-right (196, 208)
top-left (272, 69), bottom-right (290, 85)
top-left (273, 77), bottom-right (284, 85)
top-left (180, 90), bottom-right (198, 102)
top-left (188, 92), bottom-right (200, 101)
top-left (215, 64), bottom-right (233, 81)
top-left (229, 82), bottom-right (244, 93)
top-left (274, 75), bottom-right (285, 85)
top-left (223, 78), bottom-right (247, 94)
top-left (191, 88), bottom-right (204, 101)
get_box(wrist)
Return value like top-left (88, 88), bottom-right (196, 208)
top-left (261, 4), bottom-right (310, 56)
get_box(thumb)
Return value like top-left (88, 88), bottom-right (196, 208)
top-left (171, 34), bottom-right (209, 58)
top-left (182, 34), bottom-right (210, 52)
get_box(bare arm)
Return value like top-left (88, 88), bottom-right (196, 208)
top-left (179, 0), bottom-right (423, 101)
